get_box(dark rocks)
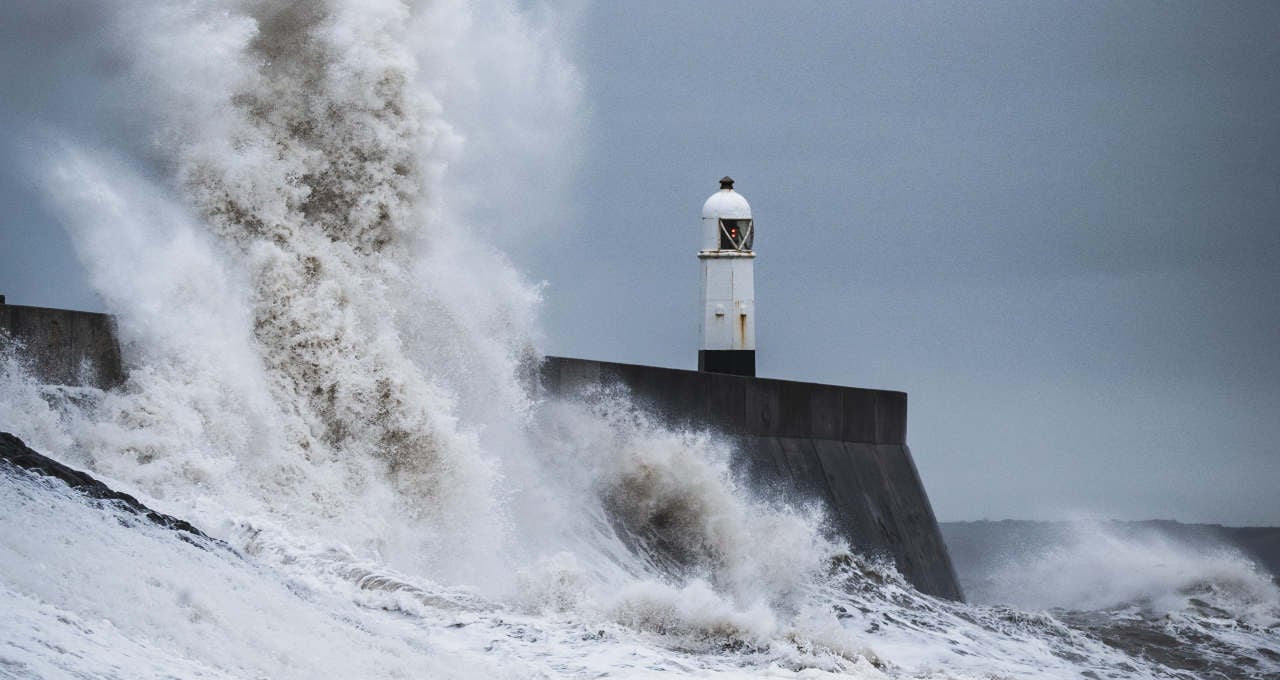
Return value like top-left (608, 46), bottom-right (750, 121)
top-left (0, 431), bottom-right (210, 541)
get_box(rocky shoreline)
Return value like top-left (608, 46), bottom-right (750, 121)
top-left (1, 431), bottom-right (212, 542)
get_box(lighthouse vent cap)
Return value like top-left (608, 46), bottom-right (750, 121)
top-left (702, 179), bottom-right (752, 220)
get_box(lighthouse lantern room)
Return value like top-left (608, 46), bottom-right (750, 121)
top-left (698, 176), bottom-right (756, 377)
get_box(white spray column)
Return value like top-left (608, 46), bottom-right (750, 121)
top-left (698, 176), bottom-right (756, 376)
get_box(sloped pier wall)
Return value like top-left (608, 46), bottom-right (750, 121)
top-left (542, 356), bottom-right (963, 601)
top-left (0, 301), bottom-right (962, 600)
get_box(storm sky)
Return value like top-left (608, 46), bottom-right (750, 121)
top-left (3, 2), bottom-right (1278, 524)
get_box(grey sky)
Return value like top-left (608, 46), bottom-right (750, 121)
top-left (3, 2), bottom-right (1278, 525)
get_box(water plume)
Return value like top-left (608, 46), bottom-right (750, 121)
top-left (18, 0), bottom-right (581, 590)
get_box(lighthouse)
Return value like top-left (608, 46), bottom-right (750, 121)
top-left (698, 176), bottom-right (756, 376)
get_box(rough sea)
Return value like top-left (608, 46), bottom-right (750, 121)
top-left (2, 1), bottom-right (1278, 677)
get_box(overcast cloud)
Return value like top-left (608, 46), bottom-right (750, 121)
top-left (530, 1), bottom-right (1280, 525)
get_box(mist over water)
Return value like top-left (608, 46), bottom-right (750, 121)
top-left (2, 1), bottom-right (1278, 678)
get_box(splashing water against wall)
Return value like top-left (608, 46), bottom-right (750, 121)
top-left (10, 0), bottom-right (848, 613)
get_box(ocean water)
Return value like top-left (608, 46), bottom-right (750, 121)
top-left (2, 1), bottom-right (1278, 678)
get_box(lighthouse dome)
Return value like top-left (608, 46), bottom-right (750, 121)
top-left (700, 176), bottom-right (754, 252)
top-left (701, 184), bottom-right (752, 220)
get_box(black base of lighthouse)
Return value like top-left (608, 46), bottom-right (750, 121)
top-left (698, 350), bottom-right (755, 377)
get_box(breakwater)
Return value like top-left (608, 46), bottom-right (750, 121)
top-left (1, 300), bottom-right (962, 600)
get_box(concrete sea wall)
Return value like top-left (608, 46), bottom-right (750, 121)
top-left (542, 357), bottom-right (963, 600)
top-left (0, 301), bottom-right (123, 389)
top-left (0, 301), bottom-right (963, 600)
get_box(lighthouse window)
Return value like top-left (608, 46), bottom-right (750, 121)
top-left (718, 218), bottom-right (754, 251)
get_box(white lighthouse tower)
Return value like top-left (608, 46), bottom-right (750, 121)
top-left (698, 176), bottom-right (756, 376)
